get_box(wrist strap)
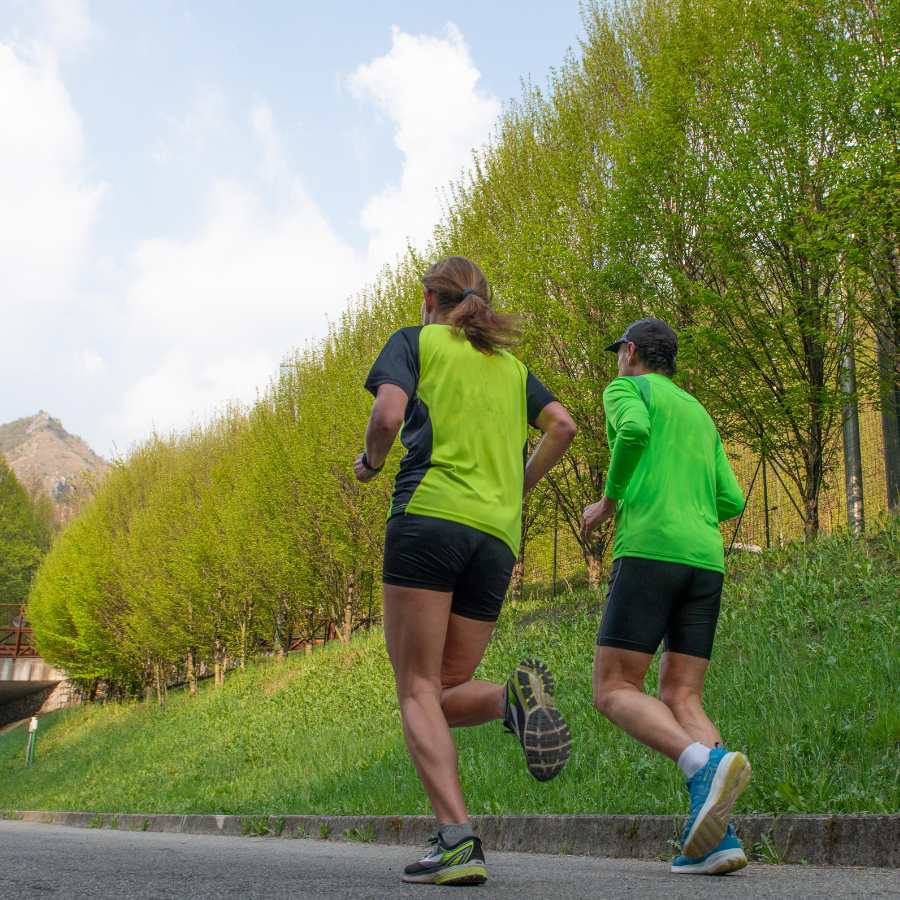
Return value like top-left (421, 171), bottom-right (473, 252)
top-left (361, 452), bottom-right (384, 474)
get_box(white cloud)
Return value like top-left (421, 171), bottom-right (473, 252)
top-left (76, 347), bottom-right (106, 375)
top-left (39, 0), bottom-right (97, 55)
top-left (0, 39), bottom-right (104, 308)
top-left (349, 23), bottom-right (500, 263)
top-left (106, 175), bottom-right (367, 439)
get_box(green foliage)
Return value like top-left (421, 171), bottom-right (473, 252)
top-left (0, 456), bottom-right (53, 605)
top-left (2, 523), bottom-right (899, 816)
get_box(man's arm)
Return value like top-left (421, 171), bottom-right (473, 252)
top-left (714, 439), bottom-right (745, 522)
top-left (581, 378), bottom-right (650, 541)
top-left (524, 401), bottom-right (577, 495)
top-left (354, 383), bottom-right (407, 483)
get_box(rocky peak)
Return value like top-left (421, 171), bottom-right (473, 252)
top-left (0, 412), bottom-right (108, 500)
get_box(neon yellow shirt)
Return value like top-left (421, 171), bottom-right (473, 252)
top-left (365, 325), bottom-right (556, 556)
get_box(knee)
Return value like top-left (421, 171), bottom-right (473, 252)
top-left (396, 675), bottom-right (443, 708)
top-left (592, 681), bottom-right (614, 718)
top-left (658, 683), bottom-right (701, 713)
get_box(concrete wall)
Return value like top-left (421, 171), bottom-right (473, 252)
top-left (0, 657), bottom-right (78, 729)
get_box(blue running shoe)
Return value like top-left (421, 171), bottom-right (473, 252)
top-left (672, 824), bottom-right (747, 875)
top-left (681, 748), bottom-right (751, 858)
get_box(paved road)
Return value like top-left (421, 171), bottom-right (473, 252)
top-left (2, 821), bottom-right (900, 900)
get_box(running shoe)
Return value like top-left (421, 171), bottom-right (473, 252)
top-left (502, 658), bottom-right (571, 782)
top-left (672, 824), bottom-right (747, 875)
top-left (680, 748), bottom-right (751, 858)
top-left (402, 833), bottom-right (487, 885)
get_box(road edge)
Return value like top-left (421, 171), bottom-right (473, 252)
top-left (4, 811), bottom-right (899, 867)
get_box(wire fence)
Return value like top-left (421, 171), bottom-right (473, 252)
top-left (727, 403), bottom-right (891, 550)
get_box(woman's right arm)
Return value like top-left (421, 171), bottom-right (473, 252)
top-left (523, 401), bottom-right (577, 495)
top-left (354, 383), bottom-right (408, 483)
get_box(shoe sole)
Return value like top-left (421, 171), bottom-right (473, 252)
top-left (402, 864), bottom-right (488, 885)
top-left (511, 658), bottom-right (571, 782)
top-left (682, 752), bottom-right (751, 859)
top-left (671, 849), bottom-right (748, 875)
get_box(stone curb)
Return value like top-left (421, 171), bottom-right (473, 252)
top-left (6, 811), bottom-right (900, 867)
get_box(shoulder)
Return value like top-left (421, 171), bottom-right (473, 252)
top-left (603, 377), bottom-right (642, 400)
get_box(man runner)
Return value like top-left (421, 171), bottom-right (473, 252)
top-left (581, 318), bottom-right (751, 876)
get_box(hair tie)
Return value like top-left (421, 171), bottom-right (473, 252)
top-left (461, 289), bottom-right (477, 299)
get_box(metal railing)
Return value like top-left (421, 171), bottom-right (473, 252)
top-left (0, 604), bottom-right (37, 659)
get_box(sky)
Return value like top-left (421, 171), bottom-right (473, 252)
top-left (0, 0), bottom-right (586, 458)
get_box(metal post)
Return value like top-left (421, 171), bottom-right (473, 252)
top-left (25, 717), bottom-right (38, 766)
top-left (762, 456), bottom-right (770, 549)
top-left (551, 498), bottom-right (558, 603)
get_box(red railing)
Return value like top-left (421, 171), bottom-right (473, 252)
top-left (0, 604), bottom-right (37, 659)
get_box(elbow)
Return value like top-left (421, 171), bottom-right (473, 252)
top-left (550, 410), bottom-right (577, 446)
top-left (618, 423), bottom-right (649, 449)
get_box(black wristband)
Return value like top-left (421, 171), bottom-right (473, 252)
top-left (361, 452), bottom-right (384, 474)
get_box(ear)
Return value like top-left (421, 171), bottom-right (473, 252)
top-left (423, 287), bottom-right (434, 313)
top-left (626, 342), bottom-right (637, 365)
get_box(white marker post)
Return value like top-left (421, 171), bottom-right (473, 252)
top-left (25, 717), bottom-right (38, 767)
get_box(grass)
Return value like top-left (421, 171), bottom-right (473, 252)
top-left (1, 521), bottom-right (899, 817)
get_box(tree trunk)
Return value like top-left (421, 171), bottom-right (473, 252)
top-left (510, 552), bottom-right (525, 602)
top-left (586, 550), bottom-right (604, 590)
top-left (803, 494), bottom-right (820, 542)
top-left (187, 651), bottom-right (198, 695)
top-left (341, 573), bottom-right (355, 647)
top-left (841, 331), bottom-right (865, 535)
top-left (154, 662), bottom-right (163, 707)
top-left (879, 343), bottom-right (900, 511)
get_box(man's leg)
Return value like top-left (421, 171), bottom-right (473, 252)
top-left (592, 645), bottom-right (697, 762)
top-left (658, 651), bottom-right (722, 748)
top-left (440, 613), bottom-right (503, 727)
top-left (382, 584), bottom-right (467, 825)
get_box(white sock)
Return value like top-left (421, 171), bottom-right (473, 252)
top-left (677, 742), bottom-right (711, 780)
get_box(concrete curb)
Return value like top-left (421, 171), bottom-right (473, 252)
top-left (5, 811), bottom-right (900, 867)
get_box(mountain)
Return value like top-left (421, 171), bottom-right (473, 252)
top-left (0, 412), bottom-right (108, 500)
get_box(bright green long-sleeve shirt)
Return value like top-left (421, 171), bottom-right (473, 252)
top-left (603, 374), bottom-right (745, 573)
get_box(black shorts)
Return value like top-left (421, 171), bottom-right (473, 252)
top-left (382, 513), bottom-right (516, 622)
top-left (597, 556), bottom-right (723, 660)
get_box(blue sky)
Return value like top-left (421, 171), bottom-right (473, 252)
top-left (0, 0), bottom-right (586, 456)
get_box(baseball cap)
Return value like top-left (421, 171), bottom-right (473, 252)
top-left (604, 318), bottom-right (678, 353)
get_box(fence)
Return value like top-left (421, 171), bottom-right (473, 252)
top-left (727, 402), bottom-right (892, 549)
top-left (0, 603), bottom-right (37, 659)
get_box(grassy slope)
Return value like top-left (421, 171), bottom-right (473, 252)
top-left (1, 524), bottom-right (899, 817)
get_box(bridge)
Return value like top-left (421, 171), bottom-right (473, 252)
top-left (0, 604), bottom-right (67, 729)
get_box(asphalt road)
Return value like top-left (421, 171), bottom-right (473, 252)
top-left (2, 821), bottom-right (900, 900)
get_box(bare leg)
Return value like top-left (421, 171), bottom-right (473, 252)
top-left (593, 645), bottom-right (698, 762)
top-left (658, 651), bottom-right (722, 747)
top-left (382, 584), bottom-right (467, 825)
top-left (440, 613), bottom-right (504, 727)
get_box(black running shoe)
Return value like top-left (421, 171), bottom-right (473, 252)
top-left (402, 833), bottom-right (487, 885)
top-left (503, 658), bottom-right (571, 782)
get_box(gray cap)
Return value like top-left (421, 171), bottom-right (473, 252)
top-left (605, 318), bottom-right (678, 353)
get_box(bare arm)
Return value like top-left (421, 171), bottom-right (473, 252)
top-left (523, 401), bottom-right (577, 495)
top-left (354, 383), bottom-right (408, 483)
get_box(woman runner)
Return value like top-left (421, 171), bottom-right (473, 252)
top-left (354, 256), bottom-right (577, 886)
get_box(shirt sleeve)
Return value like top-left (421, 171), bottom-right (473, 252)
top-left (714, 437), bottom-right (745, 522)
top-left (364, 327), bottom-right (421, 399)
top-left (525, 370), bottom-right (558, 428)
top-left (603, 377), bottom-right (651, 500)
